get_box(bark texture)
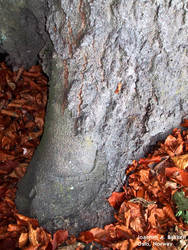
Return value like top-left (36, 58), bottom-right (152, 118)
top-left (1, 0), bottom-right (187, 234)
top-left (0, 0), bottom-right (48, 68)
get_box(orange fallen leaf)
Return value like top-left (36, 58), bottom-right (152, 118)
top-left (89, 227), bottom-right (114, 246)
top-left (52, 230), bottom-right (68, 250)
top-left (78, 231), bottom-right (94, 244)
top-left (139, 156), bottom-right (162, 165)
top-left (108, 191), bottom-right (125, 209)
top-left (19, 232), bottom-right (28, 248)
top-left (171, 154), bottom-right (188, 170)
top-left (7, 224), bottom-right (25, 232)
top-left (181, 119), bottom-right (188, 128)
top-left (163, 204), bottom-right (177, 223)
top-left (28, 224), bottom-right (40, 247)
top-left (165, 167), bottom-right (188, 187)
top-left (164, 135), bottom-right (183, 157)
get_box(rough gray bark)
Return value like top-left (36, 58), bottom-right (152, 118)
top-left (0, 0), bottom-right (49, 69)
top-left (1, 0), bottom-right (187, 234)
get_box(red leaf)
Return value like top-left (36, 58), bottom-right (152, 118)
top-left (78, 231), bottom-right (94, 244)
top-left (108, 192), bottom-right (125, 209)
top-left (139, 156), bottom-right (162, 164)
top-left (52, 230), bottom-right (68, 250)
top-left (165, 167), bottom-right (188, 187)
top-left (181, 119), bottom-right (188, 128)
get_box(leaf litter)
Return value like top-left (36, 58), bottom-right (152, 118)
top-left (0, 62), bottom-right (188, 249)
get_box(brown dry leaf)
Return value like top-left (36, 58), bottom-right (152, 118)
top-left (149, 156), bottom-right (170, 177)
top-left (79, 227), bottom-right (115, 247)
top-left (164, 135), bottom-right (183, 157)
top-left (89, 227), bottom-right (113, 246)
top-left (19, 232), bottom-right (29, 248)
top-left (171, 154), bottom-right (188, 170)
top-left (115, 201), bottom-right (146, 236)
top-left (163, 204), bottom-right (177, 223)
top-left (181, 119), bottom-right (188, 128)
top-left (9, 165), bottom-right (27, 179)
top-left (179, 171), bottom-right (188, 187)
top-left (128, 202), bottom-right (146, 234)
top-left (35, 227), bottom-right (52, 249)
top-left (139, 156), bottom-right (162, 165)
top-left (28, 223), bottom-right (40, 247)
top-left (139, 169), bottom-right (150, 185)
top-left (78, 231), bottom-right (94, 244)
top-left (52, 230), bottom-right (68, 250)
top-left (108, 191), bottom-right (125, 209)
top-left (165, 167), bottom-right (188, 187)
top-left (111, 240), bottom-right (129, 250)
top-left (130, 216), bottom-right (145, 234)
top-left (147, 203), bottom-right (177, 233)
top-left (0, 161), bottom-right (19, 175)
top-left (7, 224), bottom-right (25, 233)
top-left (165, 181), bottom-right (178, 190)
top-left (115, 224), bottom-right (133, 240)
top-left (65, 235), bottom-right (77, 245)
top-left (125, 160), bottom-right (138, 175)
top-left (15, 213), bottom-right (39, 228)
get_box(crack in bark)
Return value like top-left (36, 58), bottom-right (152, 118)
top-left (62, 59), bottom-right (69, 114)
top-left (141, 98), bottom-right (153, 134)
top-left (74, 54), bottom-right (88, 135)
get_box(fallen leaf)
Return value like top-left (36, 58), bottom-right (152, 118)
top-left (165, 181), bottom-right (177, 190)
top-left (163, 204), bottom-right (178, 223)
top-left (139, 156), bottom-right (162, 165)
top-left (52, 230), bottom-right (68, 250)
top-left (181, 119), bottom-right (188, 128)
top-left (28, 223), bottom-right (40, 247)
top-left (164, 135), bottom-right (183, 157)
top-left (165, 167), bottom-right (188, 187)
top-left (108, 192), bottom-right (125, 209)
top-left (78, 231), bottom-right (94, 244)
top-left (171, 154), bottom-right (188, 170)
top-left (19, 232), bottom-right (28, 248)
